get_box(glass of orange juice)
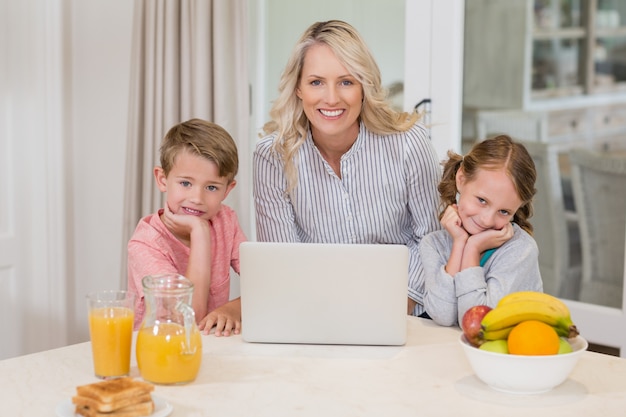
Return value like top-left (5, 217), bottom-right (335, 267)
top-left (86, 290), bottom-right (135, 379)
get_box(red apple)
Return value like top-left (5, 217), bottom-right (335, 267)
top-left (461, 305), bottom-right (492, 347)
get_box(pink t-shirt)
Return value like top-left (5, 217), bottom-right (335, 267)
top-left (127, 205), bottom-right (246, 329)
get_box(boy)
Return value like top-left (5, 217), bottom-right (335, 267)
top-left (128, 118), bottom-right (246, 336)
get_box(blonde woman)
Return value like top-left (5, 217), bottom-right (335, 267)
top-left (253, 20), bottom-right (441, 316)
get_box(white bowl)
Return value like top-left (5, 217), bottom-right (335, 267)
top-left (459, 334), bottom-right (588, 394)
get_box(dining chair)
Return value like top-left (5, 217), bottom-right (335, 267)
top-left (520, 140), bottom-right (582, 300)
top-left (569, 148), bottom-right (626, 308)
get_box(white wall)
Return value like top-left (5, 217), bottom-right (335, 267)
top-left (0, 0), bottom-right (131, 356)
top-left (68, 0), bottom-right (134, 343)
top-left (1, 0), bottom-right (69, 358)
top-left (404, 0), bottom-right (465, 159)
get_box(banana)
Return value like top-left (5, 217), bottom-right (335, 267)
top-left (480, 299), bottom-right (579, 338)
top-left (497, 291), bottom-right (570, 317)
top-left (480, 326), bottom-right (514, 341)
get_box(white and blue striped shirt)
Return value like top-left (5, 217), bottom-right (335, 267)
top-left (253, 122), bottom-right (442, 314)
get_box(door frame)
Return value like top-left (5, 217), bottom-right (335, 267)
top-left (404, 0), bottom-right (465, 159)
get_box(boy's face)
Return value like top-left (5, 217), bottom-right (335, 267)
top-left (154, 149), bottom-right (235, 222)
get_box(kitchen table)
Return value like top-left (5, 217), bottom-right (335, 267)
top-left (1, 317), bottom-right (625, 416)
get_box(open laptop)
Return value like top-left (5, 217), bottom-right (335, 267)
top-left (239, 242), bottom-right (408, 346)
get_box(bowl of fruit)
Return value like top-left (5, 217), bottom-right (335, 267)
top-left (459, 291), bottom-right (588, 395)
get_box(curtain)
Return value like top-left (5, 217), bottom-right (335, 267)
top-left (121, 0), bottom-right (250, 288)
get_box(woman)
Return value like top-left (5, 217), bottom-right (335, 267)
top-left (253, 20), bottom-right (441, 316)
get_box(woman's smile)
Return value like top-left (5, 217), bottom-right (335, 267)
top-left (319, 108), bottom-right (344, 118)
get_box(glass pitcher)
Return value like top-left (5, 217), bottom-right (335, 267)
top-left (136, 274), bottom-right (202, 384)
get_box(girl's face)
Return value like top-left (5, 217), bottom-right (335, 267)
top-left (296, 43), bottom-right (363, 143)
top-left (455, 166), bottom-right (522, 235)
top-left (154, 150), bottom-right (235, 221)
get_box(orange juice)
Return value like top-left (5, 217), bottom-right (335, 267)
top-left (88, 307), bottom-right (134, 378)
top-left (136, 322), bottom-right (202, 384)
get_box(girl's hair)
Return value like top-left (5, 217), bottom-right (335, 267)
top-left (438, 135), bottom-right (537, 234)
top-left (262, 20), bottom-right (419, 192)
top-left (160, 118), bottom-right (239, 182)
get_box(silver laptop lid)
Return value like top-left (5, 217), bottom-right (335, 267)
top-left (240, 242), bottom-right (408, 346)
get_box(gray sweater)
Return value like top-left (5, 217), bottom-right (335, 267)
top-left (420, 223), bottom-right (543, 326)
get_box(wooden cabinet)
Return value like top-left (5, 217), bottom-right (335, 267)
top-left (464, 0), bottom-right (626, 110)
top-left (475, 103), bottom-right (626, 151)
top-left (464, 0), bottom-right (626, 151)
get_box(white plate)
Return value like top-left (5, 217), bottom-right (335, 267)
top-left (55, 394), bottom-right (172, 417)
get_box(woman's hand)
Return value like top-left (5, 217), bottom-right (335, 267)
top-left (407, 297), bottom-right (417, 315)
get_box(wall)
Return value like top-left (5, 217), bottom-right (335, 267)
top-left (0, 0), bottom-right (129, 356)
top-left (1, 0), bottom-right (69, 358)
top-left (68, 0), bottom-right (134, 343)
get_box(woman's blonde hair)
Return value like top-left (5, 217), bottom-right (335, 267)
top-left (438, 135), bottom-right (537, 234)
top-left (263, 20), bottom-right (419, 192)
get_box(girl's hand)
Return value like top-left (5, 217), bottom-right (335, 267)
top-left (441, 204), bottom-right (469, 275)
top-left (441, 204), bottom-right (469, 242)
top-left (468, 222), bottom-right (514, 253)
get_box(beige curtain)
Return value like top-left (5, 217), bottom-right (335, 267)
top-left (121, 0), bottom-right (250, 287)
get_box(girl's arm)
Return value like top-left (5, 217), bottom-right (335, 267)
top-left (440, 204), bottom-right (469, 275)
top-left (420, 232), bottom-right (459, 326)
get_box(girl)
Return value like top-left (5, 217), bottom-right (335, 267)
top-left (420, 135), bottom-right (543, 326)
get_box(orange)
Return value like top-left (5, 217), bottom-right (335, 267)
top-left (507, 320), bottom-right (560, 355)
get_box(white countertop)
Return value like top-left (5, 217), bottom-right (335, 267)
top-left (2, 317), bottom-right (626, 416)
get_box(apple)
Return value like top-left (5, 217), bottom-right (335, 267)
top-left (558, 338), bottom-right (573, 354)
top-left (479, 339), bottom-right (509, 354)
top-left (461, 305), bottom-right (492, 347)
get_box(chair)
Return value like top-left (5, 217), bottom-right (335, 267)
top-left (519, 140), bottom-right (581, 299)
top-left (569, 148), bottom-right (626, 308)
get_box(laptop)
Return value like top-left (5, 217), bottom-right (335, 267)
top-left (239, 242), bottom-right (408, 346)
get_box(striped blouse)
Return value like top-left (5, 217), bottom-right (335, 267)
top-left (253, 122), bottom-right (442, 315)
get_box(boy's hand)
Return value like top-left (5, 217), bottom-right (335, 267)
top-left (161, 204), bottom-right (208, 242)
top-left (198, 298), bottom-right (242, 337)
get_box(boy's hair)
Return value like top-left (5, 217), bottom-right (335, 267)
top-left (160, 118), bottom-right (239, 182)
top-left (438, 135), bottom-right (537, 234)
